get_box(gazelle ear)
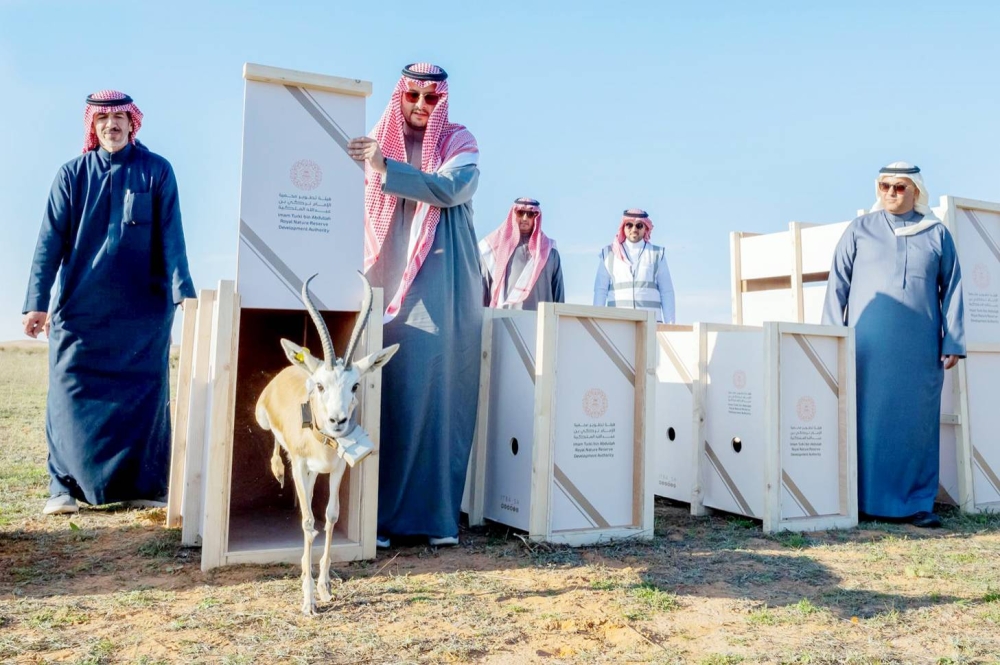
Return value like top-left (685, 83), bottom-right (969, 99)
top-left (281, 339), bottom-right (321, 372)
top-left (353, 344), bottom-right (400, 376)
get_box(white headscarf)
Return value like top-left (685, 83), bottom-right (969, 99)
top-left (871, 161), bottom-right (942, 237)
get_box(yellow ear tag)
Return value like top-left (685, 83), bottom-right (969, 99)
top-left (295, 347), bottom-right (310, 363)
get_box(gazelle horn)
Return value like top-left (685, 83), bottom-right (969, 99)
top-left (301, 274), bottom-right (336, 368)
top-left (344, 272), bottom-right (374, 368)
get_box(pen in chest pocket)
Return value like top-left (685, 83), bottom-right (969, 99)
top-left (125, 189), bottom-right (134, 225)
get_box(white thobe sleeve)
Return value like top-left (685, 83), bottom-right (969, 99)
top-left (593, 250), bottom-right (611, 306)
top-left (656, 253), bottom-right (675, 324)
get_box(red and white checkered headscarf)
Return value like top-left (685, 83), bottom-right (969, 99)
top-left (612, 209), bottom-right (655, 261)
top-left (480, 198), bottom-right (554, 308)
top-left (82, 90), bottom-right (143, 153)
top-left (363, 63), bottom-right (479, 322)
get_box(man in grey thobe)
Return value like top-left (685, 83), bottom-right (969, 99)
top-left (480, 197), bottom-right (565, 310)
top-left (823, 162), bottom-right (964, 528)
top-left (348, 63), bottom-right (482, 547)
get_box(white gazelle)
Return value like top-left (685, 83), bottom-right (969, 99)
top-left (255, 273), bottom-right (398, 615)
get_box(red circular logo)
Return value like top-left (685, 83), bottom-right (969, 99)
top-left (582, 388), bottom-right (609, 419)
top-left (973, 263), bottom-right (991, 290)
top-left (290, 159), bottom-right (323, 191)
top-left (796, 396), bottom-right (817, 422)
top-left (733, 370), bottom-right (747, 390)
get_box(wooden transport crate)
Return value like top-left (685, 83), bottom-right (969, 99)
top-left (467, 304), bottom-right (656, 546)
top-left (693, 322), bottom-right (858, 533)
top-left (166, 63), bottom-right (383, 569)
top-left (167, 283), bottom-right (385, 570)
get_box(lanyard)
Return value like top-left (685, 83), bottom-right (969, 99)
top-left (624, 241), bottom-right (647, 277)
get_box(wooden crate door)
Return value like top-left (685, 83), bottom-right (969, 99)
top-left (483, 312), bottom-right (537, 531)
top-left (965, 353), bottom-right (1000, 506)
top-left (550, 316), bottom-right (638, 532)
top-left (953, 203), bottom-right (1000, 345)
top-left (777, 332), bottom-right (845, 518)
top-left (654, 327), bottom-right (697, 501)
top-left (702, 328), bottom-right (765, 518)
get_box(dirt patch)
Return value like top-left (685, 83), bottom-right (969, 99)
top-left (3, 350), bottom-right (1000, 664)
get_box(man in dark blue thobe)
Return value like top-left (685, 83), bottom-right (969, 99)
top-left (823, 162), bottom-right (964, 528)
top-left (22, 90), bottom-right (195, 515)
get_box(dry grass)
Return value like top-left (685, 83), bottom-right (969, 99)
top-left (3, 346), bottom-right (1000, 664)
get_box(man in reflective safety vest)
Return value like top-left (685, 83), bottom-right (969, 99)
top-left (593, 208), bottom-right (675, 323)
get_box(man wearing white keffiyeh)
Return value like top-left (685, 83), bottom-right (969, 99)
top-left (823, 161), bottom-right (965, 528)
top-left (480, 197), bottom-right (565, 310)
top-left (348, 64), bottom-right (483, 548)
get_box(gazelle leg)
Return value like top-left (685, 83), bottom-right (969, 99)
top-left (290, 459), bottom-right (319, 616)
top-left (270, 440), bottom-right (285, 488)
top-left (317, 461), bottom-right (348, 602)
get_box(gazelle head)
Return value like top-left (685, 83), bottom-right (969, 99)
top-left (281, 272), bottom-right (399, 439)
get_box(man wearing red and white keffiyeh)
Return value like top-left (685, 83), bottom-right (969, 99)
top-left (593, 209), bottom-right (676, 323)
top-left (347, 64), bottom-right (483, 548)
top-left (23, 90), bottom-right (194, 517)
top-left (480, 197), bottom-right (565, 310)
top-left (80, 89), bottom-right (144, 153)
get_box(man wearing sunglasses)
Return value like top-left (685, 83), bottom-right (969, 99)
top-left (347, 64), bottom-right (482, 548)
top-left (823, 162), bottom-right (965, 529)
top-left (593, 209), bottom-right (675, 323)
top-left (480, 197), bottom-right (565, 310)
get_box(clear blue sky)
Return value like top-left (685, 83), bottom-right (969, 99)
top-left (2, 0), bottom-right (998, 342)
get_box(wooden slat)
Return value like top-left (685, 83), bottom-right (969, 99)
top-left (790, 223), bottom-right (806, 323)
top-left (773, 322), bottom-right (849, 338)
top-left (951, 196), bottom-right (1000, 214)
top-left (690, 323), bottom-right (710, 516)
top-left (166, 298), bottom-right (198, 528)
top-left (468, 308), bottom-right (495, 527)
top-left (955, 358), bottom-right (977, 512)
top-left (836, 336), bottom-right (850, 517)
top-left (843, 329), bottom-right (859, 525)
top-left (540, 527), bottom-right (653, 547)
top-left (549, 302), bottom-right (650, 323)
top-left (224, 543), bottom-right (364, 566)
top-left (761, 323), bottom-right (782, 533)
top-left (243, 62), bottom-right (372, 96)
top-left (742, 276), bottom-right (793, 292)
top-left (966, 343), bottom-right (1000, 354)
top-left (632, 311), bottom-right (655, 530)
top-left (773, 515), bottom-right (857, 532)
top-left (356, 287), bottom-right (384, 558)
top-left (529, 304), bottom-right (559, 541)
top-left (731, 232), bottom-right (744, 324)
top-left (181, 289), bottom-right (217, 546)
top-left (200, 281), bottom-right (241, 572)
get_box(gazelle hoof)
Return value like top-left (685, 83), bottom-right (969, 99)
top-left (301, 601), bottom-right (317, 616)
top-left (317, 581), bottom-right (333, 602)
